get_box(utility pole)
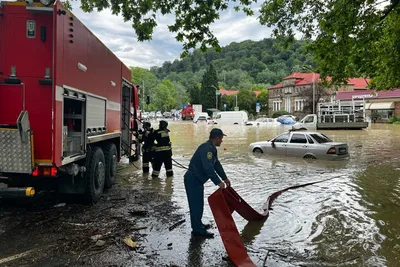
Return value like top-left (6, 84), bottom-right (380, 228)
top-left (142, 80), bottom-right (145, 113)
top-left (312, 72), bottom-right (315, 114)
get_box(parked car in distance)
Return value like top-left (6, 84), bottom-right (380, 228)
top-left (142, 112), bottom-right (149, 120)
top-left (193, 112), bottom-right (211, 123)
top-left (248, 131), bottom-right (349, 160)
top-left (246, 117), bottom-right (278, 126)
top-left (156, 111), bottom-right (163, 118)
top-left (149, 111), bottom-right (156, 119)
top-left (163, 112), bottom-right (172, 118)
top-left (277, 115), bottom-right (296, 125)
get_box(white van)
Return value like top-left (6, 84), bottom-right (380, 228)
top-left (214, 111), bottom-right (248, 125)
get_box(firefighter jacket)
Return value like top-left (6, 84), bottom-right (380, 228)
top-left (152, 128), bottom-right (172, 153)
top-left (138, 128), bottom-right (154, 152)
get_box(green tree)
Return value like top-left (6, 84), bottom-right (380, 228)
top-left (81, 0), bottom-right (400, 89)
top-left (258, 0), bottom-right (400, 89)
top-left (189, 83), bottom-right (201, 104)
top-left (257, 89), bottom-right (268, 113)
top-left (200, 64), bottom-right (219, 110)
top-left (154, 80), bottom-right (177, 112)
top-left (237, 89), bottom-right (257, 115)
top-left (173, 81), bottom-right (190, 108)
top-left (130, 67), bottom-right (159, 111)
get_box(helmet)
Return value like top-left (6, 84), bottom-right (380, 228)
top-left (159, 120), bottom-right (168, 129)
top-left (143, 121), bottom-right (151, 128)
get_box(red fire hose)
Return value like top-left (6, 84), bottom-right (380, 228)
top-left (208, 179), bottom-right (335, 267)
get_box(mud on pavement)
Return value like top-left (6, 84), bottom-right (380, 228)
top-left (0, 166), bottom-right (190, 267)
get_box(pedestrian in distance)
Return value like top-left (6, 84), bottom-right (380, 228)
top-left (151, 120), bottom-right (173, 178)
top-left (184, 128), bottom-right (231, 238)
top-left (138, 121), bottom-right (154, 174)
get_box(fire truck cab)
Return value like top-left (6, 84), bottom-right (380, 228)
top-left (0, 0), bottom-right (140, 202)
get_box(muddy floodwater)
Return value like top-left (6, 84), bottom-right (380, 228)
top-left (126, 121), bottom-right (400, 267)
top-left (1, 121), bottom-right (400, 267)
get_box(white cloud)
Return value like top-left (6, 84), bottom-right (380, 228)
top-left (69, 2), bottom-right (275, 69)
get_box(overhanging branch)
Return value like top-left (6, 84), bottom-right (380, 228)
top-left (380, 0), bottom-right (400, 21)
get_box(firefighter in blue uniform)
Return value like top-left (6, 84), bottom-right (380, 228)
top-left (138, 121), bottom-right (154, 173)
top-left (151, 120), bottom-right (173, 178)
top-left (184, 128), bottom-right (231, 238)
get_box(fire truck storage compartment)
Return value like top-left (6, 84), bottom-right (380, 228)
top-left (86, 95), bottom-right (106, 135)
top-left (63, 96), bottom-right (85, 157)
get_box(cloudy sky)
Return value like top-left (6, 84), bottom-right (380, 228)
top-left (70, 1), bottom-right (275, 69)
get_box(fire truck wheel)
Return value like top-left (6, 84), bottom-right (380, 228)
top-left (85, 147), bottom-right (106, 203)
top-left (104, 143), bottom-right (117, 189)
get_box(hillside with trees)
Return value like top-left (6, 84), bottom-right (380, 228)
top-left (150, 38), bottom-right (314, 90)
top-left (132, 38), bottom-right (315, 115)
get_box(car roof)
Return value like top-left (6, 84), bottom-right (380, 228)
top-left (283, 131), bottom-right (323, 135)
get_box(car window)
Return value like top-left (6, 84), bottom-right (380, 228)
top-left (273, 133), bottom-right (290, 143)
top-left (216, 114), bottom-right (221, 119)
top-left (306, 135), bottom-right (314, 144)
top-left (310, 133), bottom-right (332, 143)
top-left (290, 133), bottom-right (307, 144)
top-left (304, 116), bottom-right (314, 123)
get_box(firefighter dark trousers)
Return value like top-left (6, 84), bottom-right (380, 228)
top-left (184, 172), bottom-right (206, 233)
top-left (142, 151), bottom-right (152, 173)
top-left (151, 150), bottom-right (173, 177)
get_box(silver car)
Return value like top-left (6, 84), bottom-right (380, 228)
top-left (248, 131), bottom-right (349, 160)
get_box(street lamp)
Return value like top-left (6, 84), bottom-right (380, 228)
top-left (302, 66), bottom-right (316, 114)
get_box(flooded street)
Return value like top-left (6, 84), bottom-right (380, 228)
top-left (131, 121), bottom-right (400, 267)
top-left (1, 122), bottom-right (400, 267)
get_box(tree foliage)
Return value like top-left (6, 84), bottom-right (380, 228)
top-left (200, 64), bottom-right (219, 110)
top-left (80, 0), bottom-right (400, 89)
top-left (259, 0), bottom-right (400, 89)
top-left (130, 67), bottom-right (188, 111)
top-left (151, 39), bottom-right (314, 90)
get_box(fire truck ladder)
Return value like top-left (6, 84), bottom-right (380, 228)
top-left (120, 96), bottom-right (140, 162)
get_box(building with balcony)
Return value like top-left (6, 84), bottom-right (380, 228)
top-left (268, 72), bottom-right (369, 117)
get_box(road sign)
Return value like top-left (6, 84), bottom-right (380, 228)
top-left (256, 106), bottom-right (260, 113)
top-left (234, 107), bottom-right (239, 111)
top-left (256, 102), bottom-right (260, 107)
top-left (215, 90), bottom-right (220, 95)
top-left (224, 103), bottom-right (227, 108)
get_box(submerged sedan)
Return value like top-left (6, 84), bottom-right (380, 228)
top-left (248, 131), bottom-right (349, 160)
top-left (246, 117), bottom-right (278, 126)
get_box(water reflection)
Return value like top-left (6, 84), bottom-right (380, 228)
top-left (120, 121), bottom-right (400, 266)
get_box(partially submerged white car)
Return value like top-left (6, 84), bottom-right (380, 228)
top-left (248, 131), bottom-right (349, 160)
top-left (246, 117), bottom-right (279, 126)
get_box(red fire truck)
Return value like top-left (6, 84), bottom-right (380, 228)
top-left (0, 0), bottom-right (140, 202)
top-left (181, 104), bottom-right (194, 120)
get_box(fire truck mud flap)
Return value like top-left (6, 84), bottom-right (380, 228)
top-left (0, 128), bottom-right (34, 174)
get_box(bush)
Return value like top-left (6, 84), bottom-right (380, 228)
top-left (390, 115), bottom-right (399, 124)
top-left (370, 112), bottom-right (382, 123)
top-left (272, 110), bottom-right (290, 118)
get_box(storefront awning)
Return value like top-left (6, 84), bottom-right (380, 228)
top-left (366, 102), bottom-right (394, 110)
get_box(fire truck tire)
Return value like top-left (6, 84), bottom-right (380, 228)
top-left (104, 143), bottom-right (117, 189)
top-left (85, 147), bottom-right (106, 203)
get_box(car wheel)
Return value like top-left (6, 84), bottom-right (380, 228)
top-left (303, 154), bottom-right (316, 159)
top-left (253, 148), bottom-right (263, 154)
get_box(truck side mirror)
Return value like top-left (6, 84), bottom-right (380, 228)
top-left (146, 95), bottom-right (150, 105)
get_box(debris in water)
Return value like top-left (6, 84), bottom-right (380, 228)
top-left (123, 236), bottom-right (137, 248)
top-left (95, 240), bottom-right (106, 247)
top-left (168, 219), bottom-right (185, 231)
